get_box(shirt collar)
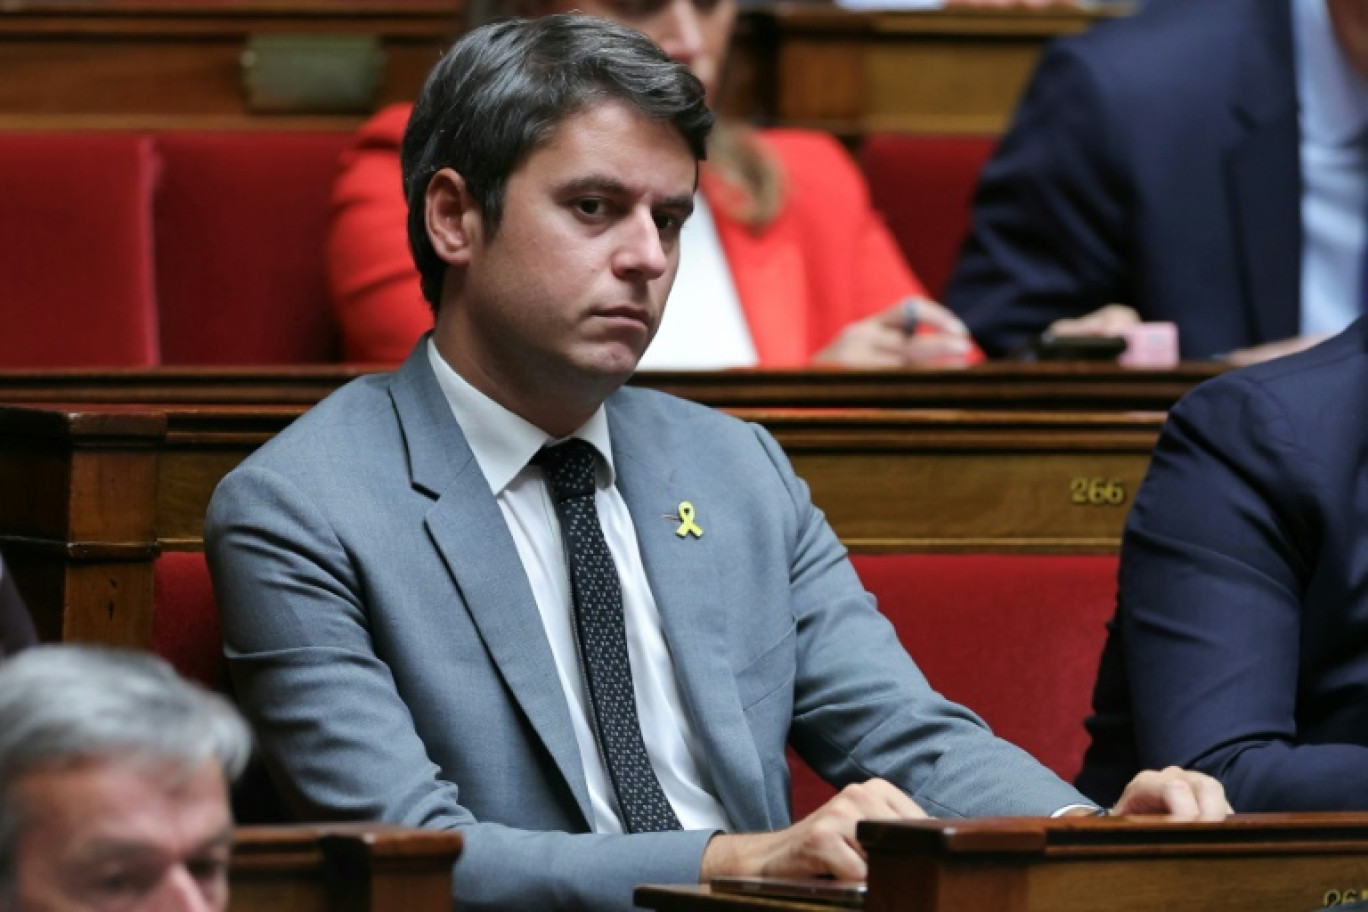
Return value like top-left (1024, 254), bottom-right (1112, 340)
top-left (426, 338), bottom-right (616, 495)
top-left (1296, 0), bottom-right (1368, 146)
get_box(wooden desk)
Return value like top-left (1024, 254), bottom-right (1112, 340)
top-left (0, 401), bottom-right (1162, 645)
top-left (0, 1), bottom-right (1113, 133)
top-left (637, 814), bottom-right (1368, 912)
top-left (231, 824), bottom-right (462, 912)
top-left (0, 362), bottom-right (1220, 411)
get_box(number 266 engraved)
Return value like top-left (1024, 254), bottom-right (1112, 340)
top-left (1069, 477), bottom-right (1127, 507)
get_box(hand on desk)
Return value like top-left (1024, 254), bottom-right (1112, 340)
top-left (1110, 766), bottom-right (1232, 820)
top-left (700, 779), bottom-right (925, 883)
top-left (812, 298), bottom-right (976, 368)
top-left (1224, 333), bottom-right (1331, 367)
top-left (1047, 303), bottom-right (1142, 339)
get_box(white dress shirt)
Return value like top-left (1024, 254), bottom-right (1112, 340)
top-left (426, 341), bottom-right (734, 834)
top-left (1295, 0), bottom-right (1368, 336)
top-left (637, 194), bottom-right (759, 370)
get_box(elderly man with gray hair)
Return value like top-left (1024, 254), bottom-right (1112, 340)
top-left (0, 645), bottom-right (251, 912)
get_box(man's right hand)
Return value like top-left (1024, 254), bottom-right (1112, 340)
top-left (699, 779), bottom-right (926, 882)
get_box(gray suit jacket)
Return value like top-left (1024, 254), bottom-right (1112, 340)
top-left (206, 344), bottom-right (1084, 911)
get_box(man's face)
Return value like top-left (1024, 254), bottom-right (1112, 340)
top-left (1329, 0), bottom-right (1368, 83)
top-left (433, 99), bottom-right (696, 426)
top-left (549, 0), bottom-right (736, 102)
top-left (6, 758), bottom-right (232, 912)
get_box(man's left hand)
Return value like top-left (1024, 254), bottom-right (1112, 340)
top-left (1111, 766), bottom-right (1231, 820)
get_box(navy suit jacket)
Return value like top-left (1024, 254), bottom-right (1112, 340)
top-left (1078, 318), bottom-right (1368, 810)
top-left (945, 0), bottom-right (1300, 359)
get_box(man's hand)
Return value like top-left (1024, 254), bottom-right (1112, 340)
top-left (1224, 333), bottom-right (1331, 367)
top-left (700, 780), bottom-right (926, 882)
top-left (1111, 766), bottom-right (1231, 820)
top-left (1047, 303), bottom-right (1141, 338)
top-left (813, 298), bottom-right (976, 368)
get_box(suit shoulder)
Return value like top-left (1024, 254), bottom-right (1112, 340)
top-left (1045, 0), bottom-right (1258, 98)
top-left (230, 371), bottom-right (399, 475)
top-left (754, 129), bottom-right (864, 192)
top-left (612, 386), bottom-right (773, 447)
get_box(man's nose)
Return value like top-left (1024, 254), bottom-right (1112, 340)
top-left (613, 209), bottom-right (669, 280)
top-left (149, 866), bottom-right (222, 912)
top-left (653, 0), bottom-right (704, 68)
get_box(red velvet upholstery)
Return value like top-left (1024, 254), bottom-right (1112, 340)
top-left (0, 133), bottom-right (160, 367)
top-left (861, 134), bottom-right (996, 300)
top-left (789, 553), bottom-right (1118, 820)
top-left (153, 132), bottom-right (349, 364)
top-left (152, 551), bottom-right (226, 692)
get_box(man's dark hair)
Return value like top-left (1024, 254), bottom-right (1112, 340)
top-left (401, 13), bottom-right (714, 308)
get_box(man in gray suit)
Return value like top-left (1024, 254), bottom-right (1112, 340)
top-left (207, 15), bottom-right (1228, 911)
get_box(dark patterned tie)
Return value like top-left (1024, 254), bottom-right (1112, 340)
top-left (535, 439), bottom-right (682, 833)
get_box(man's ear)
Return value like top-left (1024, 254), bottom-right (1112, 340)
top-left (425, 168), bottom-right (481, 266)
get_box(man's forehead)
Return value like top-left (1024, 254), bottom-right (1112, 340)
top-left (522, 99), bottom-right (697, 180)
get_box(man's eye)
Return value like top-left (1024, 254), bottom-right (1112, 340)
top-left (655, 213), bottom-right (683, 238)
top-left (575, 199), bottom-right (605, 217)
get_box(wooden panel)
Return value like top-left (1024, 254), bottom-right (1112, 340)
top-left (860, 815), bottom-right (1368, 912)
top-left (637, 814), bottom-right (1368, 912)
top-left (0, 0), bottom-right (453, 130)
top-left (0, 400), bottom-right (1163, 649)
top-left (0, 1), bottom-right (1114, 133)
top-left (230, 824), bottom-right (462, 912)
top-left (0, 362), bottom-right (1221, 411)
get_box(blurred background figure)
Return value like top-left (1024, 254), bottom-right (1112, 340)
top-left (946, 0), bottom-right (1368, 365)
top-left (327, 0), bottom-right (978, 369)
top-left (0, 645), bottom-right (251, 912)
top-left (0, 551), bottom-right (35, 659)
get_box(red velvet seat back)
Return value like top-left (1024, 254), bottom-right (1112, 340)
top-left (152, 551), bottom-right (226, 692)
top-left (0, 133), bottom-right (160, 367)
top-left (789, 553), bottom-right (1117, 819)
top-left (861, 134), bottom-right (996, 300)
top-left (153, 550), bottom-right (1117, 822)
top-left (153, 132), bottom-right (350, 364)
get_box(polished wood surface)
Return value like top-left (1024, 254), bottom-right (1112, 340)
top-left (742, 4), bottom-right (1114, 137)
top-left (231, 823), bottom-right (462, 912)
top-left (0, 0), bottom-right (455, 131)
top-left (0, 400), bottom-right (1162, 645)
top-left (637, 814), bottom-right (1368, 912)
top-left (0, 1), bottom-right (1113, 132)
top-left (0, 362), bottom-right (1220, 410)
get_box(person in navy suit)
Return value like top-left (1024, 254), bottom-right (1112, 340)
top-left (1079, 317), bottom-right (1368, 809)
top-left (946, 0), bottom-right (1368, 364)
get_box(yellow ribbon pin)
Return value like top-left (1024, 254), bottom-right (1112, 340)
top-left (675, 501), bottom-right (703, 539)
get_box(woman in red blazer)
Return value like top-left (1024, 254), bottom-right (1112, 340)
top-left (326, 0), bottom-right (979, 368)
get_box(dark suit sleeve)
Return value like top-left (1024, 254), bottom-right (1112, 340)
top-left (944, 43), bottom-right (1133, 357)
top-left (1119, 374), bottom-right (1368, 810)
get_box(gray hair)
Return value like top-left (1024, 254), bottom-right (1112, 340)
top-left (0, 645), bottom-right (252, 898)
top-left (402, 13), bottom-right (714, 307)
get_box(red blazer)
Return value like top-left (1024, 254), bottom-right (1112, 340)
top-left (327, 104), bottom-right (926, 366)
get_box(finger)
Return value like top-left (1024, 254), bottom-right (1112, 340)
top-left (1159, 778), bottom-right (1202, 820)
top-left (1191, 774), bottom-right (1233, 820)
top-left (902, 334), bottom-right (975, 367)
top-left (905, 298), bottom-right (970, 337)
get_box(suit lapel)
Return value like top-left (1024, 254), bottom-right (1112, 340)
top-left (608, 397), bottom-right (775, 832)
top-left (1226, 0), bottom-right (1302, 345)
top-left (702, 171), bottom-right (811, 368)
top-left (390, 343), bottom-right (593, 827)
